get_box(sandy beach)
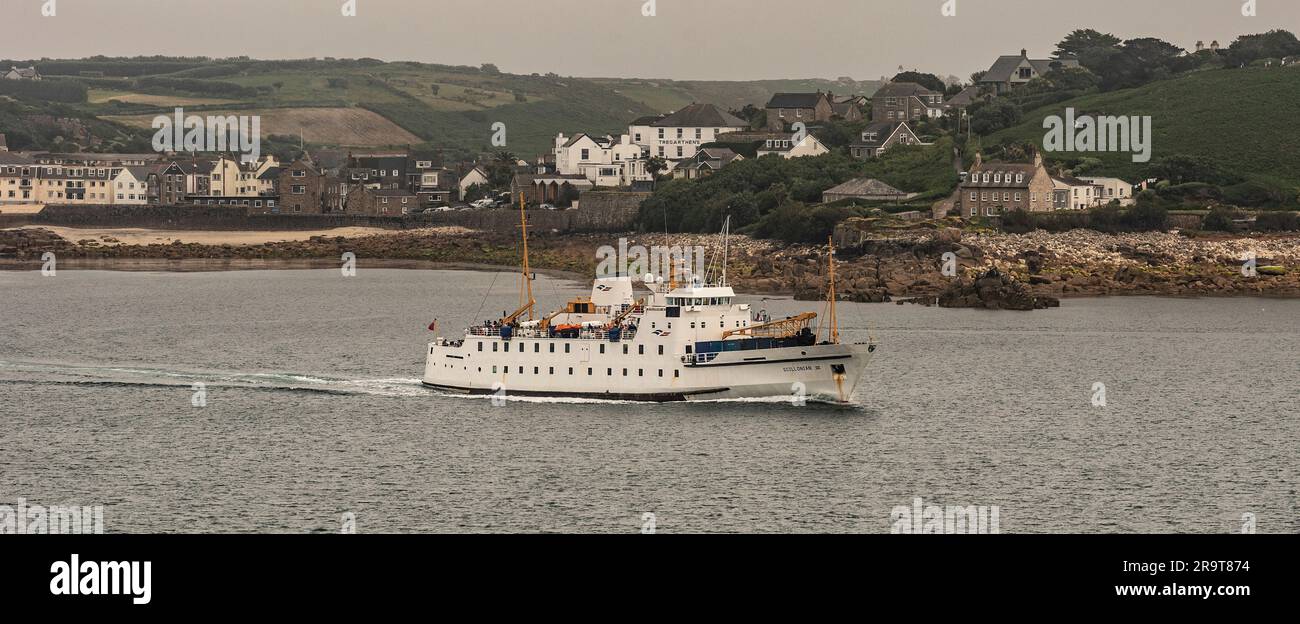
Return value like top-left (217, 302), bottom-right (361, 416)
top-left (18, 225), bottom-right (398, 246)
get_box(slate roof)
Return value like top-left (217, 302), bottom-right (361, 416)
top-left (823, 177), bottom-right (909, 198)
top-left (873, 82), bottom-right (942, 98)
top-left (765, 93), bottom-right (827, 109)
top-left (850, 121), bottom-right (912, 149)
top-left (981, 54), bottom-right (1080, 83)
top-left (964, 163), bottom-right (1041, 188)
top-left (651, 103), bottom-right (747, 128)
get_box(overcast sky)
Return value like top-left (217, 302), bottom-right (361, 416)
top-left (3, 0), bottom-right (1297, 81)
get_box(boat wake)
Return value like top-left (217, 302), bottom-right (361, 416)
top-left (0, 360), bottom-right (430, 397)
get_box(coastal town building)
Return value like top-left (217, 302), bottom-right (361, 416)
top-left (0, 133), bottom-right (8, 151)
top-left (344, 187), bottom-right (420, 215)
top-left (628, 103), bottom-right (748, 163)
top-left (764, 92), bottom-right (834, 130)
top-left (831, 96), bottom-right (865, 122)
top-left (978, 49), bottom-right (1080, 94)
top-left (822, 178), bottom-right (917, 203)
top-left (1078, 176), bottom-right (1136, 206)
top-left (277, 158), bottom-right (327, 214)
top-left (3, 66), bottom-right (41, 81)
top-left (553, 132), bottom-right (649, 187)
top-left (672, 147), bottom-right (744, 180)
top-left (871, 82), bottom-right (946, 122)
top-left (756, 132), bottom-right (830, 159)
top-left (458, 165), bottom-right (490, 198)
top-left (960, 152), bottom-right (1057, 217)
top-left (110, 167), bottom-right (151, 205)
top-left (0, 152), bottom-right (36, 204)
top-left (1052, 175), bottom-right (1099, 210)
top-left (512, 172), bottom-right (593, 205)
top-left (849, 121), bottom-right (929, 159)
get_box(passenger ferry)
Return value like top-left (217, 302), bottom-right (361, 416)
top-left (422, 203), bottom-right (876, 403)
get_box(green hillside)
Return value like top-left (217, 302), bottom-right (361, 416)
top-left (987, 67), bottom-right (1300, 189)
top-left (0, 57), bottom-right (880, 159)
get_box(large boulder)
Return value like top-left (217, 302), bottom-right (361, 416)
top-left (937, 268), bottom-right (1060, 310)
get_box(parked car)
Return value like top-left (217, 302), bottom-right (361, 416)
top-left (539, 203), bottom-right (557, 210)
top-left (433, 205), bottom-right (454, 212)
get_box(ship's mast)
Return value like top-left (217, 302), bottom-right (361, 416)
top-left (826, 236), bottom-right (839, 344)
top-left (721, 215), bottom-right (730, 287)
top-left (519, 192), bottom-right (534, 321)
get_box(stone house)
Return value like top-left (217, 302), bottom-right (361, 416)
top-left (959, 152), bottom-right (1057, 217)
top-left (764, 92), bottom-right (834, 130)
top-left (871, 82), bottom-right (945, 122)
top-left (277, 159), bottom-right (327, 214)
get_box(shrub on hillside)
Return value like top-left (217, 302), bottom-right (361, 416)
top-left (1253, 211), bottom-right (1300, 231)
top-left (1201, 207), bottom-right (1239, 232)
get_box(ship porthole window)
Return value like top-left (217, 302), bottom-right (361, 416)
top-left (637, 369), bottom-right (643, 377)
top-left (533, 343), bottom-right (539, 353)
top-left (658, 369), bottom-right (663, 377)
top-left (622, 369), bottom-right (628, 376)
top-left (518, 366), bottom-right (523, 374)
top-left (477, 342), bottom-right (483, 351)
top-left (564, 344), bottom-right (570, 353)
top-left (548, 367), bottom-right (553, 375)
top-left (606, 368), bottom-right (612, 376)
top-left (599, 344), bottom-right (605, 354)
top-left (534, 367), bottom-right (539, 374)
top-left (588, 368), bottom-right (593, 375)
top-left (493, 343), bottom-right (498, 352)
top-left (657, 345), bottom-right (663, 355)
top-left (568, 367), bottom-right (573, 375)
top-left (622, 345), bottom-right (628, 355)
top-left (674, 370), bottom-right (680, 378)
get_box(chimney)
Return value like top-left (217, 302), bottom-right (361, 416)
top-left (1033, 150), bottom-right (1044, 169)
top-left (972, 152), bottom-right (983, 169)
top-left (1021, 49), bottom-right (1028, 58)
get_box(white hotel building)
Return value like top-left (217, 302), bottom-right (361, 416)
top-left (629, 103), bottom-right (749, 162)
top-left (555, 103), bottom-right (749, 185)
top-left (553, 133), bottom-right (649, 187)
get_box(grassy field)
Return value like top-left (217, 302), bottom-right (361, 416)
top-left (11, 57), bottom-right (893, 157)
top-left (88, 89), bottom-right (237, 107)
top-left (106, 107), bottom-right (421, 147)
top-left (987, 67), bottom-right (1300, 188)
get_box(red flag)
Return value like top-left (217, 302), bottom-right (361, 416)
top-left (427, 319), bottom-right (437, 331)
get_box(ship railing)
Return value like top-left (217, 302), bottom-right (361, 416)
top-left (463, 326), bottom-right (639, 342)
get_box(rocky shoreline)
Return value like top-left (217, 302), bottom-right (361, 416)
top-left (1, 224), bottom-right (1297, 302)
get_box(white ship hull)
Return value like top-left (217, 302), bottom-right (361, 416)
top-left (423, 338), bottom-right (874, 403)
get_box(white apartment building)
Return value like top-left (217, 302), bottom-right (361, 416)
top-left (1078, 176), bottom-right (1136, 206)
top-left (553, 132), bottom-right (649, 187)
top-left (628, 103), bottom-right (749, 163)
top-left (110, 167), bottom-right (151, 205)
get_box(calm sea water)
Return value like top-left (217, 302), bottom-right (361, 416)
top-left (1, 268), bottom-right (1296, 533)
